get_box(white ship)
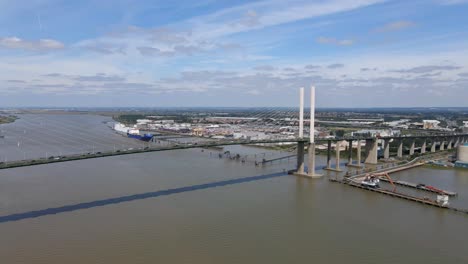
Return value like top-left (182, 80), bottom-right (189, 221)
top-left (113, 122), bottom-right (153, 141)
top-left (361, 175), bottom-right (380, 188)
top-left (113, 123), bottom-right (130, 134)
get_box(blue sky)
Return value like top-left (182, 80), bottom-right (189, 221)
top-left (1, 0), bottom-right (468, 107)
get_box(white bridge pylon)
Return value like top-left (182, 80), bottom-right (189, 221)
top-left (295, 86), bottom-right (322, 178)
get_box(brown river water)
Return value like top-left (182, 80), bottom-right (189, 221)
top-left (0, 114), bottom-right (467, 264)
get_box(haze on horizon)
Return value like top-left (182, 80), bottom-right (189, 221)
top-left (1, 0), bottom-right (468, 108)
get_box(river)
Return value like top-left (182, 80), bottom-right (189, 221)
top-left (0, 114), bottom-right (467, 263)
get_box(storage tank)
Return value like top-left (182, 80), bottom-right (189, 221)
top-left (457, 143), bottom-right (468, 163)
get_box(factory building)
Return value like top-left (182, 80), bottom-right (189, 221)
top-left (463, 121), bottom-right (468, 133)
top-left (351, 129), bottom-right (400, 138)
top-left (423, 120), bottom-right (440, 129)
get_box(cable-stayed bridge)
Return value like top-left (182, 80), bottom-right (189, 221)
top-left (1, 87), bottom-right (467, 176)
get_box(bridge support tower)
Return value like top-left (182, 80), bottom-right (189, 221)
top-left (348, 140), bottom-right (362, 168)
top-left (305, 86), bottom-right (322, 178)
top-left (356, 140), bottom-right (362, 167)
top-left (307, 142), bottom-right (319, 176)
top-left (293, 86), bottom-right (322, 178)
top-left (409, 140), bottom-right (416, 156)
top-left (326, 140), bottom-right (332, 169)
top-left (347, 140), bottom-right (353, 165)
top-left (296, 141), bottom-right (305, 174)
top-left (397, 140), bottom-right (403, 158)
top-left (365, 138), bottom-right (378, 165)
top-left (383, 139), bottom-right (390, 160)
top-left (335, 142), bottom-right (342, 171)
top-left (431, 140), bottom-right (437, 153)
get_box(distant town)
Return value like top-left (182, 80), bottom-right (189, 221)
top-left (106, 107), bottom-right (468, 141)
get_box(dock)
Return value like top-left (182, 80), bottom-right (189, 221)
top-left (383, 162), bottom-right (425, 174)
top-left (330, 178), bottom-right (468, 215)
top-left (378, 178), bottom-right (457, 196)
top-left (347, 160), bottom-right (425, 179)
top-left (261, 155), bottom-right (296, 164)
top-left (202, 145), bottom-right (224, 151)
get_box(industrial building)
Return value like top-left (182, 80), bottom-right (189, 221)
top-left (463, 121), bottom-right (468, 133)
top-left (351, 129), bottom-right (400, 138)
top-left (423, 120), bottom-right (440, 129)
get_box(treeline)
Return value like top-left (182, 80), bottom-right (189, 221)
top-left (113, 114), bottom-right (192, 125)
top-left (113, 114), bottom-right (146, 125)
top-left (0, 115), bottom-right (17, 124)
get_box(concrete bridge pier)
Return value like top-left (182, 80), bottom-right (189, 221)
top-left (349, 140), bottom-right (362, 168)
top-left (307, 142), bottom-right (321, 177)
top-left (431, 141), bottom-right (437, 153)
top-left (448, 139), bottom-right (453, 150)
top-left (421, 140), bottom-right (427, 154)
top-left (383, 139), bottom-right (390, 160)
top-left (356, 140), bottom-right (362, 166)
top-left (397, 140), bottom-right (403, 158)
top-left (440, 139), bottom-right (445, 151)
top-left (296, 141), bottom-right (305, 174)
top-left (326, 140), bottom-right (332, 169)
top-left (347, 140), bottom-right (353, 165)
top-left (409, 140), bottom-right (416, 156)
top-left (365, 138), bottom-right (378, 165)
top-left (454, 137), bottom-right (460, 148)
top-left (323, 141), bottom-right (342, 172)
top-left (335, 142), bottom-right (342, 171)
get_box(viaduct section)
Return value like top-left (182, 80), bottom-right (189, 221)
top-left (295, 134), bottom-right (468, 174)
top-left (293, 86), bottom-right (468, 176)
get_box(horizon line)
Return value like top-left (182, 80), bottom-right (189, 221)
top-left (2, 106), bottom-right (468, 110)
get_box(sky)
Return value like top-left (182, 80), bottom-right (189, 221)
top-left (1, 0), bottom-right (468, 108)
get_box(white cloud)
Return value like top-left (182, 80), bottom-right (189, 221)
top-left (189, 0), bottom-right (385, 39)
top-left (2, 0), bottom-right (468, 107)
top-left (236, 10), bottom-right (260, 27)
top-left (0, 37), bottom-right (64, 51)
top-left (375, 20), bottom-right (415, 32)
top-left (390, 65), bottom-right (462, 73)
top-left (46, 0), bottom-right (382, 61)
top-left (436, 0), bottom-right (468, 5)
top-left (246, 89), bottom-right (261, 95)
top-left (328, 63), bottom-right (345, 69)
top-left (82, 43), bottom-right (127, 55)
top-left (316, 36), bottom-right (354, 46)
top-left (254, 65), bottom-right (276, 71)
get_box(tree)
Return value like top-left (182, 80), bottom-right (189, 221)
top-left (335, 130), bottom-right (346, 138)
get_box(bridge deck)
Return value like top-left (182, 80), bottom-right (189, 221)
top-left (0, 139), bottom-right (300, 170)
top-left (1, 132), bottom-right (466, 170)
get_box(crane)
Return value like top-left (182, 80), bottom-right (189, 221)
top-left (369, 172), bottom-right (397, 192)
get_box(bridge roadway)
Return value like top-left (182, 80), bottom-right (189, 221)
top-left (1, 133), bottom-right (467, 171)
top-left (0, 138), bottom-right (302, 170)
